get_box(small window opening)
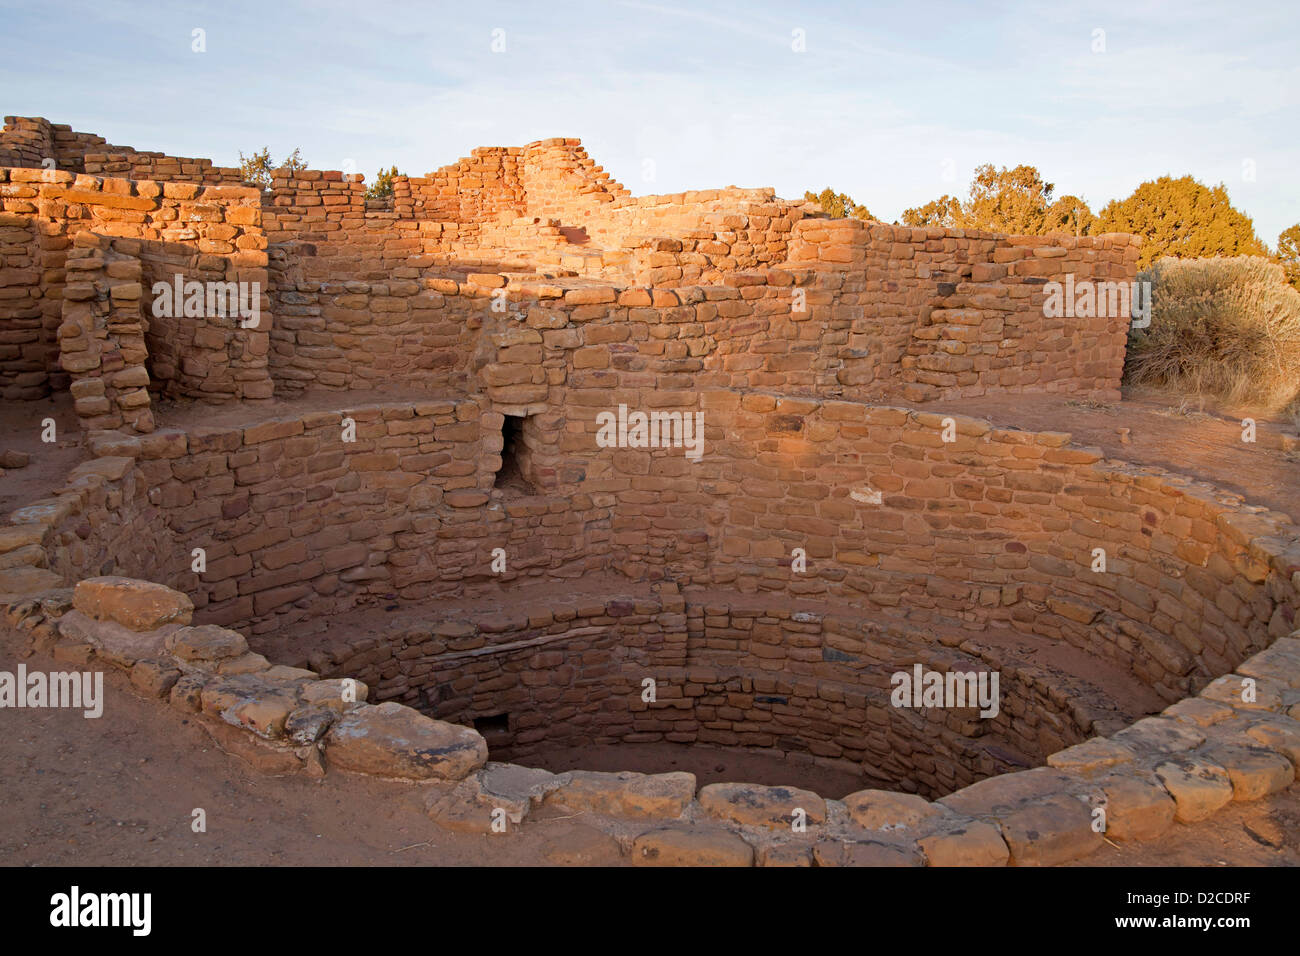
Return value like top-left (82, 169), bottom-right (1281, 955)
top-left (473, 713), bottom-right (510, 739)
top-left (494, 414), bottom-right (536, 494)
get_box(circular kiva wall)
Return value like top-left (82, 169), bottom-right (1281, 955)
top-left (30, 392), bottom-right (1300, 798)
top-left (259, 585), bottom-right (1168, 798)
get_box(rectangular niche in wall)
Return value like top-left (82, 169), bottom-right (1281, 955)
top-left (494, 413), bottom-right (538, 495)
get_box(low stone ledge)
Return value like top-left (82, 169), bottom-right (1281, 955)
top-left (546, 770), bottom-right (695, 819)
top-left (323, 701), bottom-right (488, 781)
top-left (841, 789), bottom-right (942, 831)
top-left (1154, 756), bottom-right (1234, 823)
top-left (73, 576), bottom-right (194, 632)
top-left (631, 825), bottom-right (754, 867)
top-left (917, 821), bottom-right (1009, 866)
top-left (697, 782), bottom-right (827, 830)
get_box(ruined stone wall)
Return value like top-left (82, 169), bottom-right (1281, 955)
top-left (59, 236), bottom-right (153, 431)
top-left (787, 218), bottom-right (1139, 402)
top-left (1, 115), bottom-right (241, 182)
top-left (82, 151), bottom-right (244, 185)
top-left (588, 189), bottom-right (810, 282)
top-left (33, 392), bottom-right (1293, 715)
top-left (298, 587), bottom-right (1126, 797)
top-left (0, 209), bottom-right (53, 399)
top-left (406, 146), bottom-right (525, 224)
top-left (0, 167), bottom-right (271, 414)
top-left (0, 116), bottom-right (58, 169)
top-left (517, 138), bottom-right (629, 220)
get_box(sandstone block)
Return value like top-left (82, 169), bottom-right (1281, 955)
top-left (57, 609), bottom-right (175, 668)
top-left (166, 624), bottom-right (248, 660)
top-left (324, 702), bottom-right (487, 781)
top-left (918, 822), bottom-right (1009, 866)
top-left (285, 704), bottom-right (338, 745)
top-left (1203, 745), bottom-right (1294, 800)
top-left (0, 566), bottom-right (62, 601)
top-left (547, 770), bottom-right (695, 819)
top-left (1046, 736), bottom-right (1136, 772)
top-left (130, 659), bottom-right (181, 698)
top-left (842, 789), bottom-right (941, 831)
top-left (632, 826), bottom-right (753, 867)
top-left (812, 839), bottom-right (924, 867)
top-left (1096, 773), bottom-right (1176, 841)
top-left (1154, 757), bottom-right (1234, 822)
top-left (992, 793), bottom-right (1101, 866)
top-left (73, 576), bottom-right (193, 631)
top-left (698, 782), bottom-right (827, 829)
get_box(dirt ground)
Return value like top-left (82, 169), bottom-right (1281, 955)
top-left (2, 385), bottom-right (1298, 866)
top-left (0, 391), bottom-right (84, 517)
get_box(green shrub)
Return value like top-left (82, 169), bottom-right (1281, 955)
top-left (367, 165), bottom-right (402, 199)
top-left (1125, 255), bottom-right (1300, 414)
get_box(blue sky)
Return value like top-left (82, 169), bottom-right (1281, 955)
top-left (3, 0), bottom-right (1296, 243)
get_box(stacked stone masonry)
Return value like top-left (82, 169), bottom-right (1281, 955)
top-left (1, 116), bottom-right (1296, 865)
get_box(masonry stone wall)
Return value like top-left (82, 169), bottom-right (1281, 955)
top-left (5, 116), bottom-right (1298, 863)
top-left (4, 118), bottom-right (1138, 409)
top-left (0, 209), bottom-right (53, 399)
top-left (59, 235), bottom-right (152, 431)
top-left (23, 393), bottom-right (1295, 717)
top-left (1, 115), bottom-right (243, 182)
top-left (0, 166), bottom-right (271, 418)
top-left (296, 586), bottom-right (1123, 797)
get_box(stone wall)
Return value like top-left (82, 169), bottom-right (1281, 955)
top-left (13, 391), bottom-right (1294, 719)
top-left (82, 151), bottom-right (244, 185)
top-left (0, 166), bottom-right (271, 415)
top-left (59, 235), bottom-right (153, 431)
top-left (301, 586), bottom-right (1123, 798)
top-left (0, 209), bottom-right (53, 399)
top-left (5, 573), bottom-right (1297, 865)
top-left (785, 218), bottom-right (1139, 401)
top-left (1, 115), bottom-right (242, 182)
top-left (4, 119), bottom-right (1140, 409)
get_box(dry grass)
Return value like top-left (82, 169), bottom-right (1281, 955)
top-left (1125, 256), bottom-right (1300, 416)
top-left (1064, 398), bottom-right (1117, 413)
